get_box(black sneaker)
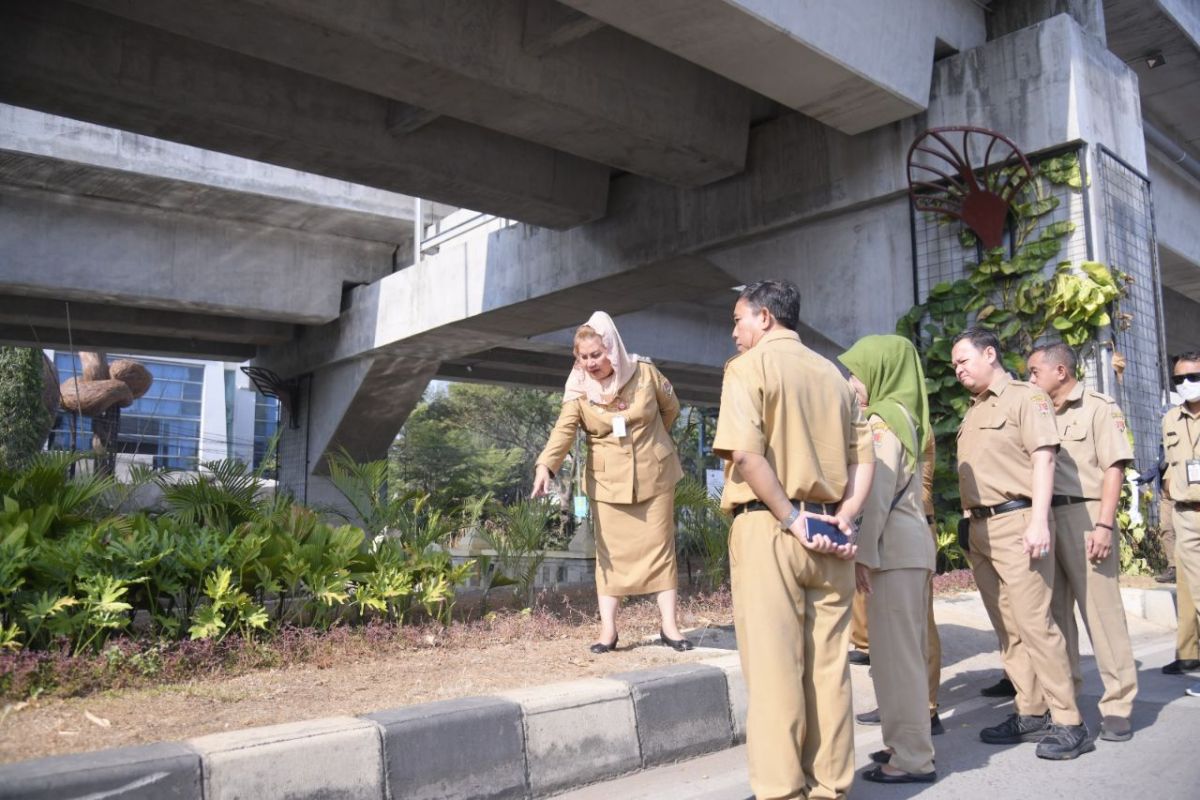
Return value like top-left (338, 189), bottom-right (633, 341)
top-left (856, 708), bottom-right (881, 725)
top-left (1163, 658), bottom-right (1200, 675)
top-left (1035, 722), bottom-right (1095, 760)
top-left (980, 712), bottom-right (1050, 744)
top-left (981, 676), bottom-right (1017, 697)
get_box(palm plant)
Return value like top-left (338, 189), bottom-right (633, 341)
top-left (480, 499), bottom-right (556, 608)
top-left (674, 477), bottom-right (729, 589)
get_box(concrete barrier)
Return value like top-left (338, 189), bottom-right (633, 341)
top-left (366, 696), bottom-right (526, 800)
top-left (1121, 587), bottom-right (1180, 629)
top-left (701, 653), bottom-right (748, 743)
top-left (0, 742), bottom-right (201, 800)
top-left (613, 663), bottom-right (733, 767)
top-left (499, 678), bottom-right (640, 796)
top-left (188, 716), bottom-right (383, 800)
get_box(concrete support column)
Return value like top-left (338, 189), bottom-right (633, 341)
top-left (987, 0), bottom-right (1106, 43)
top-left (198, 361), bottom-right (228, 464)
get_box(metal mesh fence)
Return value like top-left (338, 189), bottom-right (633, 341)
top-left (1095, 147), bottom-right (1168, 475)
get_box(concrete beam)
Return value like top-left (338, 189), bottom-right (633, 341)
top-left (1163, 286), bottom-right (1200, 356)
top-left (0, 104), bottom-right (445, 246)
top-left (75, 0), bottom-right (751, 187)
top-left (989, 0), bottom-right (1107, 42)
top-left (1150, 146), bottom-right (1200, 300)
top-left (560, 0), bottom-right (985, 134)
top-left (0, 183), bottom-right (394, 324)
top-left (523, 0), bottom-right (607, 57)
top-left (0, 1), bottom-right (609, 230)
top-left (0, 325), bottom-right (257, 361)
top-left (0, 295), bottom-right (295, 346)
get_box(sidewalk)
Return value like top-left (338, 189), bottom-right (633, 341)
top-left (0, 587), bottom-right (1187, 800)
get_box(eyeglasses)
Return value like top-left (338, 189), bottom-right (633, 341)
top-left (1171, 373), bottom-right (1200, 386)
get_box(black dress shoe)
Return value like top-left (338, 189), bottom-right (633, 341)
top-left (848, 649), bottom-right (870, 665)
top-left (930, 712), bottom-right (945, 736)
top-left (1155, 567), bottom-right (1177, 584)
top-left (981, 676), bottom-right (1017, 697)
top-left (589, 634), bottom-right (618, 654)
top-left (659, 630), bottom-right (694, 652)
top-left (870, 749), bottom-right (891, 764)
top-left (861, 765), bottom-right (936, 784)
top-left (855, 708), bottom-right (881, 725)
top-left (1163, 658), bottom-right (1200, 675)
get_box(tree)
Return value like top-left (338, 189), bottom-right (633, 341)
top-left (0, 347), bottom-right (53, 470)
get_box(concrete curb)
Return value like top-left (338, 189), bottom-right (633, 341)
top-left (1120, 586), bottom-right (1180, 629)
top-left (0, 654), bottom-right (748, 800)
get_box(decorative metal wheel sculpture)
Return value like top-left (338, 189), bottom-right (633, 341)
top-left (907, 126), bottom-right (1036, 250)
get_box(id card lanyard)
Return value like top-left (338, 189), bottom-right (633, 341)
top-left (1186, 416), bottom-right (1200, 486)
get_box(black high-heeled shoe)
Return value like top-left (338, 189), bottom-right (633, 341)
top-left (590, 634), bottom-right (618, 654)
top-left (659, 630), bottom-right (694, 652)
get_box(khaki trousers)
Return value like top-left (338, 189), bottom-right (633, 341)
top-left (850, 591), bottom-right (870, 651)
top-left (1161, 496), bottom-right (1177, 568)
top-left (730, 511), bottom-right (855, 800)
top-left (1173, 506), bottom-right (1200, 648)
top-left (1175, 548), bottom-right (1199, 660)
top-left (867, 568), bottom-right (935, 775)
top-left (1050, 501), bottom-right (1138, 719)
top-left (848, 527), bottom-right (944, 712)
top-left (968, 509), bottom-right (1082, 725)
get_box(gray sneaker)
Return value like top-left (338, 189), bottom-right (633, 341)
top-left (1036, 722), bottom-right (1095, 760)
top-left (980, 712), bottom-right (1050, 744)
top-left (1186, 681), bottom-right (1200, 697)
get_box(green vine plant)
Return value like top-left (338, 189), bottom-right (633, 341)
top-left (897, 152), bottom-right (1145, 570)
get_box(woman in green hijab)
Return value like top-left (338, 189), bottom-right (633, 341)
top-left (837, 334), bottom-right (938, 785)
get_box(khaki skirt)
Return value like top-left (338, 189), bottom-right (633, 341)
top-left (593, 490), bottom-right (678, 596)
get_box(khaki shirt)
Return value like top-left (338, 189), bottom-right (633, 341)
top-left (957, 372), bottom-right (1060, 509)
top-left (712, 329), bottom-right (873, 513)
top-left (537, 360), bottom-right (683, 504)
top-left (1162, 404), bottom-right (1200, 503)
top-left (856, 414), bottom-right (936, 572)
top-left (1051, 383), bottom-right (1133, 499)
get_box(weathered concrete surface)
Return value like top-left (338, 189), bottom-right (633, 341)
top-left (0, 743), bottom-right (202, 800)
top-left (614, 664), bottom-right (733, 767)
top-left (366, 697), bottom-right (526, 800)
top-left (75, 0), bottom-right (752, 187)
top-left (0, 1), bottom-right (609, 230)
top-left (701, 654), bottom-right (749, 744)
top-left (1163, 287), bottom-right (1200, 355)
top-left (189, 716), bottom-right (383, 800)
top-left (988, 0), bottom-right (1107, 42)
top-left (500, 678), bottom-right (641, 796)
top-left (562, 0), bottom-right (985, 134)
top-left (1151, 147), bottom-right (1200, 300)
top-left (0, 103), bottom-right (446, 245)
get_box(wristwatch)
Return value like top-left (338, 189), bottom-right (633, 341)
top-left (780, 504), bottom-right (801, 531)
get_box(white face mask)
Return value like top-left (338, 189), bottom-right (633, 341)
top-left (1178, 379), bottom-right (1200, 403)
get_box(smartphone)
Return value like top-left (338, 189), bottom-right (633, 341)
top-left (805, 516), bottom-right (850, 546)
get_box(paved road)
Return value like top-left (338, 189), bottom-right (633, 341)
top-left (560, 593), bottom-right (1200, 799)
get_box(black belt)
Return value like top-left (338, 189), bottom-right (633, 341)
top-left (926, 514), bottom-right (936, 525)
top-left (732, 500), bottom-right (838, 518)
top-left (1177, 501), bottom-right (1200, 511)
top-left (1051, 495), bottom-right (1088, 507)
top-left (967, 498), bottom-right (1032, 519)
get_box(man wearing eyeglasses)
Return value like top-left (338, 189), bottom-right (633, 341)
top-left (1162, 352), bottom-right (1200, 697)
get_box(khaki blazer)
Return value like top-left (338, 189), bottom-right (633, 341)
top-left (856, 414), bottom-right (935, 572)
top-left (537, 360), bottom-right (683, 504)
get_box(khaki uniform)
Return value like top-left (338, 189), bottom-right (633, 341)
top-left (537, 360), bottom-right (682, 595)
top-left (1162, 405), bottom-right (1200, 638)
top-left (958, 372), bottom-right (1082, 726)
top-left (1175, 552), bottom-right (1200, 661)
top-left (857, 415), bottom-right (936, 775)
top-left (1045, 385), bottom-right (1137, 719)
top-left (849, 436), bottom-right (943, 711)
top-left (714, 328), bottom-right (873, 800)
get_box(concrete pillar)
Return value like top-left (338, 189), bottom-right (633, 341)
top-left (987, 0), bottom-right (1106, 43)
top-left (198, 361), bottom-right (228, 464)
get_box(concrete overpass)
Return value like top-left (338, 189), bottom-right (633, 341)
top-left (1, 0), bottom-right (1199, 501)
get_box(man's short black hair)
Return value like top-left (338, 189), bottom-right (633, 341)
top-left (1030, 341), bottom-right (1077, 374)
top-left (739, 280), bottom-right (800, 331)
top-left (1174, 352), bottom-right (1200, 366)
top-left (952, 327), bottom-right (1001, 361)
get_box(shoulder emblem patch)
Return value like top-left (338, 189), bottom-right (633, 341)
top-left (1030, 392), bottom-right (1051, 416)
top-left (1113, 411), bottom-right (1126, 433)
top-left (871, 419), bottom-right (889, 446)
top-left (662, 380), bottom-right (674, 396)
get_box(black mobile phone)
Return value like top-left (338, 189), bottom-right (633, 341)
top-left (805, 517), bottom-right (849, 546)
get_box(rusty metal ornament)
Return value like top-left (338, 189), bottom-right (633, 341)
top-left (907, 127), bottom-right (1036, 249)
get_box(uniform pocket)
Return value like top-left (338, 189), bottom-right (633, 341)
top-left (976, 415), bottom-right (1007, 432)
top-left (652, 441), bottom-right (674, 461)
top-left (1061, 422), bottom-right (1088, 442)
top-left (589, 453), bottom-right (606, 473)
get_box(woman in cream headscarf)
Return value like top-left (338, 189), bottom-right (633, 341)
top-left (837, 334), bottom-right (938, 785)
top-left (532, 311), bottom-right (692, 654)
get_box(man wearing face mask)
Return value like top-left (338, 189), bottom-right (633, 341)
top-left (1162, 352), bottom-right (1200, 697)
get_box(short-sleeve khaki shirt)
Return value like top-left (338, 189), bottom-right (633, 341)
top-left (957, 372), bottom-right (1060, 509)
top-left (712, 328), bottom-right (874, 513)
top-left (1050, 383), bottom-right (1133, 499)
top-left (1163, 404), bottom-right (1200, 503)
